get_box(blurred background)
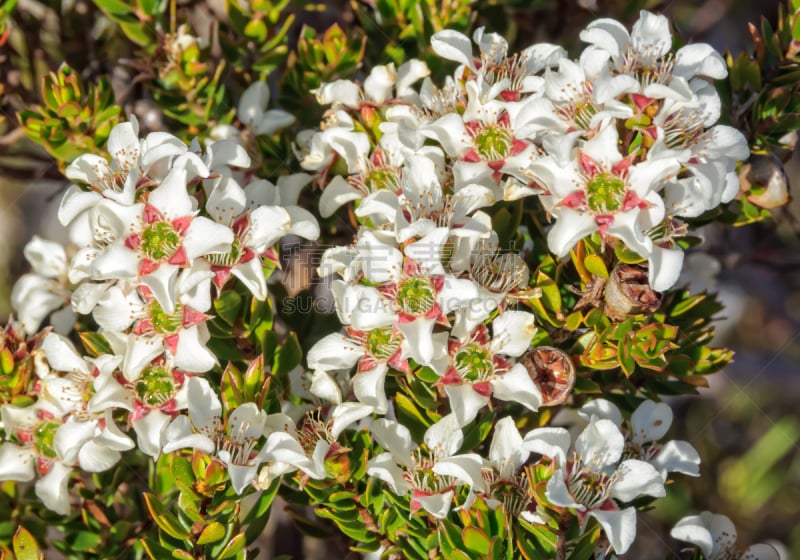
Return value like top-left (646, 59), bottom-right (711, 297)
top-left (1, 0), bottom-right (798, 557)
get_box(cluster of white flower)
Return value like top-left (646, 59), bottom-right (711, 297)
top-left (2, 84), bottom-right (324, 510)
top-left (297, 10), bottom-right (768, 556)
top-left (2, 10), bottom-right (780, 558)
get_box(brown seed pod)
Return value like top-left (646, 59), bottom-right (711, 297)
top-left (603, 263), bottom-right (661, 321)
top-left (521, 346), bottom-right (575, 407)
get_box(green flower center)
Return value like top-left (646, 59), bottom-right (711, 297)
top-left (34, 421), bottom-right (60, 459)
top-left (207, 237), bottom-right (243, 267)
top-left (366, 168), bottom-right (401, 193)
top-left (586, 173), bottom-right (626, 213)
top-left (454, 343), bottom-right (494, 381)
top-left (489, 478), bottom-right (530, 517)
top-left (474, 125), bottom-right (512, 160)
top-left (150, 300), bottom-right (182, 334)
top-left (567, 464), bottom-right (616, 509)
top-left (135, 365), bottom-right (176, 407)
top-left (396, 277), bottom-right (437, 316)
top-left (141, 221), bottom-right (181, 261)
top-left (365, 327), bottom-right (403, 362)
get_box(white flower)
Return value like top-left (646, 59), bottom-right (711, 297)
top-left (38, 333), bottom-right (130, 417)
top-left (350, 239), bottom-right (477, 366)
top-left (524, 416), bottom-right (665, 554)
top-left (580, 398), bottom-right (700, 479)
top-left (317, 138), bottom-right (406, 219)
top-left (580, 10), bottom-right (727, 98)
top-left (0, 402), bottom-right (75, 514)
top-left (314, 60), bottom-right (430, 109)
top-left (367, 415), bottom-right (473, 518)
top-left (543, 58), bottom-right (637, 132)
top-left (203, 175), bottom-right (292, 299)
top-left (243, 173), bottom-right (320, 242)
top-left (307, 325), bottom-right (409, 415)
top-left (671, 512), bottom-right (780, 560)
top-left (443, 417), bottom-right (541, 521)
top-left (162, 377), bottom-right (317, 494)
top-left (533, 122), bottom-right (678, 262)
top-left (61, 119), bottom-right (142, 224)
top-left (420, 81), bottom-right (546, 182)
top-left (92, 167), bottom-right (233, 285)
top-left (439, 311), bottom-right (541, 426)
top-left (53, 409), bottom-right (134, 473)
top-left (92, 268), bottom-right (217, 374)
top-left (239, 81), bottom-right (296, 136)
top-left (431, 27), bottom-right (564, 101)
top-left (11, 236), bottom-right (75, 335)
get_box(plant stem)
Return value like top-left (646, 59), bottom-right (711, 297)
top-left (556, 513), bottom-right (569, 560)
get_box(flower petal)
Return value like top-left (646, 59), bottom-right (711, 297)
top-left (397, 317), bottom-right (436, 366)
top-left (444, 383), bottom-right (490, 427)
top-left (489, 417), bottom-right (527, 479)
top-left (578, 399), bottom-right (623, 426)
top-left (183, 217), bottom-right (234, 259)
top-left (545, 470), bottom-right (582, 509)
top-left (308, 333), bottom-right (363, 371)
top-left (523, 427), bottom-right (571, 466)
top-left (43, 333), bottom-right (89, 374)
top-left (434, 454), bottom-right (486, 492)
top-left (78, 440), bottom-right (122, 472)
top-left (173, 326), bottom-right (217, 373)
top-left (612, 458), bottom-right (665, 501)
top-left (370, 419), bottom-right (415, 466)
top-left (55, 419), bottom-right (97, 464)
top-left (490, 311), bottom-right (536, 357)
top-left (319, 175), bottom-right (363, 218)
top-left (35, 462), bottom-right (73, 515)
top-left (353, 363), bottom-right (389, 413)
top-left (590, 507), bottom-right (637, 554)
top-left (248, 206), bottom-right (291, 249)
top-left (547, 209), bottom-right (598, 258)
top-left (186, 377), bottom-right (221, 434)
top-left (630, 400), bottom-right (673, 444)
top-left (575, 418), bottom-right (624, 467)
top-left (648, 245), bottom-right (684, 292)
top-left (0, 444), bottom-right (36, 481)
top-left (366, 452), bottom-right (413, 495)
top-left (651, 440), bottom-right (700, 477)
top-left (431, 30), bottom-right (475, 69)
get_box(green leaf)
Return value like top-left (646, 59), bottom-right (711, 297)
top-left (79, 332), bottom-right (113, 357)
top-left (243, 354), bottom-right (266, 402)
top-left (243, 477), bottom-right (281, 543)
top-left (197, 522), bottom-right (226, 545)
top-left (583, 254), bottom-right (608, 279)
top-left (535, 271), bottom-right (561, 312)
top-left (12, 527), bottom-right (42, 560)
top-left (93, 0), bottom-right (134, 15)
top-left (273, 332), bottom-right (301, 376)
top-left (215, 290), bottom-right (243, 326)
top-left (565, 311), bottom-right (582, 331)
top-left (566, 525), bottom-right (600, 560)
top-left (70, 531), bottom-right (103, 552)
top-left (462, 527), bottom-right (490, 555)
top-left (143, 493), bottom-right (190, 540)
top-left (218, 533), bottom-right (246, 559)
top-left (244, 19), bottom-right (268, 41)
top-left (395, 392), bottom-right (433, 441)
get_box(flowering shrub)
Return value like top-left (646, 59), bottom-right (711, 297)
top-left (1, 1), bottom-right (799, 558)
